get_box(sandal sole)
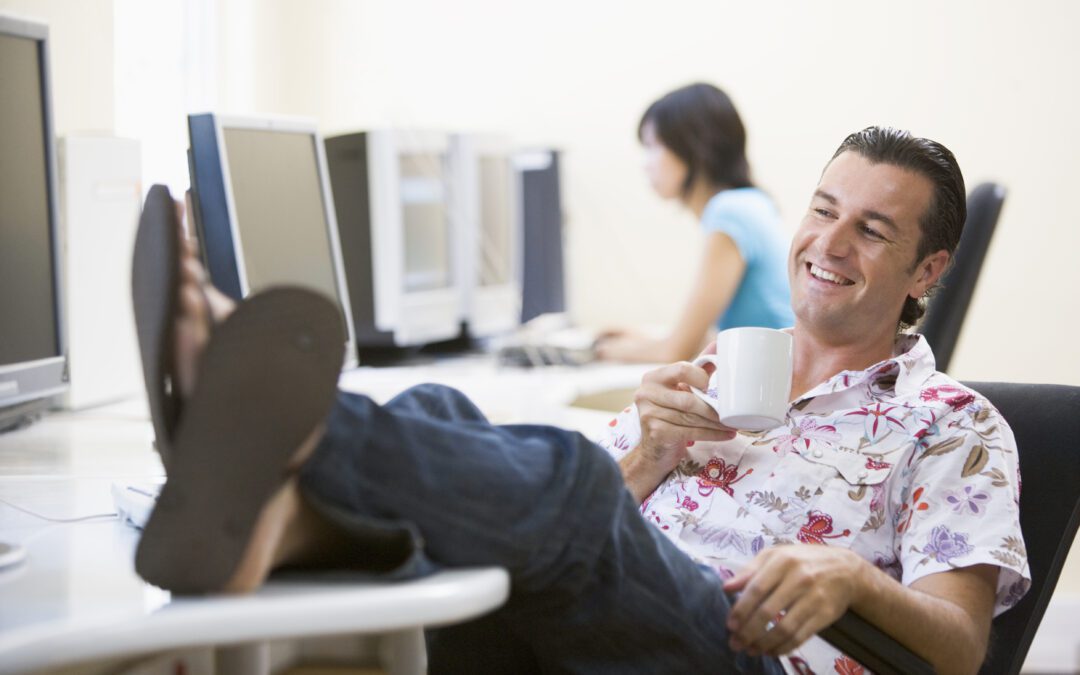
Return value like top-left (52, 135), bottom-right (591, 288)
top-left (134, 287), bottom-right (345, 594)
top-left (132, 184), bottom-right (182, 471)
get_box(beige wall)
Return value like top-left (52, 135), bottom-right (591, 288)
top-left (0, 0), bottom-right (115, 135)
top-left (4, 0), bottom-right (1077, 388)
top-left (217, 0), bottom-right (1080, 385)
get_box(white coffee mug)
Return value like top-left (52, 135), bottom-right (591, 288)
top-left (690, 327), bottom-right (793, 431)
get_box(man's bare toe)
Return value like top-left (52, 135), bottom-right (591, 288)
top-left (205, 285), bottom-right (236, 324)
top-left (175, 282), bottom-right (210, 399)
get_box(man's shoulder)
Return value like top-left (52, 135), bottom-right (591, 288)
top-left (902, 371), bottom-right (1015, 452)
top-left (913, 370), bottom-right (999, 413)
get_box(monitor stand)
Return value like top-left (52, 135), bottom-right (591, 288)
top-left (0, 398), bottom-right (50, 434)
top-left (355, 324), bottom-right (484, 367)
top-left (0, 541), bottom-right (26, 571)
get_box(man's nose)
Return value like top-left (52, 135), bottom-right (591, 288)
top-left (815, 220), bottom-right (854, 258)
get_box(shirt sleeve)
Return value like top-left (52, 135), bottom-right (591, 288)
top-left (596, 403), bottom-right (642, 462)
top-left (895, 396), bottom-right (1031, 616)
top-left (700, 192), bottom-right (764, 266)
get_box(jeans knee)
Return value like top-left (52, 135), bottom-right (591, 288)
top-left (409, 382), bottom-right (460, 398)
top-left (577, 436), bottom-right (625, 494)
top-left (389, 383), bottom-right (487, 423)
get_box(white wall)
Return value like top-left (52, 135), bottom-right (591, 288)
top-left (5, 0), bottom-right (1076, 386)
top-left (0, 0), bottom-right (115, 135)
top-left (213, 0), bottom-right (1080, 386)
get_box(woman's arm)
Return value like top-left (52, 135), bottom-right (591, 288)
top-left (596, 232), bottom-right (746, 363)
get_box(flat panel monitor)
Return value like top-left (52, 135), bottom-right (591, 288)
top-left (187, 113), bottom-right (357, 368)
top-left (0, 15), bottom-right (67, 423)
top-left (450, 134), bottom-right (521, 337)
top-left (515, 149), bottom-right (566, 324)
top-left (324, 130), bottom-right (463, 350)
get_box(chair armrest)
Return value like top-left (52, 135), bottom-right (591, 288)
top-left (818, 610), bottom-right (935, 675)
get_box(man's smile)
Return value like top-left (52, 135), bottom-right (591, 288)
top-left (806, 262), bottom-right (855, 286)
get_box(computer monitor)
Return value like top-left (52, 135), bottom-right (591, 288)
top-left (450, 134), bottom-right (522, 338)
top-left (0, 15), bottom-right (67, 424)
top-left (515, 149), bottom-right (566, 324)
top-left (324, 130), bottom-right (463, 351)
top-left (187, 113), bottom-right (357, 368)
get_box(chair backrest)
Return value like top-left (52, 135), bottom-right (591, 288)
top-left (964, 382), bottom-right (1080, 674)
top-left (920, 183), bottom-right (1006, 373)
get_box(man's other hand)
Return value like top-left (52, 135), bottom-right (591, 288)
top-left (723, 545), bottom-right (866, 657)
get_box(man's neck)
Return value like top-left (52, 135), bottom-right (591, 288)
top-left (789, 324), bottom-right (898, 401)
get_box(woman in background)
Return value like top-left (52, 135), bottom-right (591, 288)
top-left (594, 83), bottom-right (793, 363)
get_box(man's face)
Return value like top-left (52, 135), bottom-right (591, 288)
top-left (788, 151), bottom-right (947, 343)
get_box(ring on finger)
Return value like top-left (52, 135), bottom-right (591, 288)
top-left (765, 609), bottom-right (787, 632)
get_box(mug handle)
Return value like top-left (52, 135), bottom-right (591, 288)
top-left (689, 355), bottom-right (724, 413)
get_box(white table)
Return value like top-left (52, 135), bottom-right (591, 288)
top-left (0, 358), bottom-right (646, 675)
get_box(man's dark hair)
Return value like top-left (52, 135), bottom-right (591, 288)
top-left (831, 126), bottom-right (967, 329)
top-left (639, 83), bottom-right (753, 195)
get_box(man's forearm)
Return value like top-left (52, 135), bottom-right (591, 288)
top-left (618, 446), bottom-right (675, 504)
top-left (849, 558), bottom-right (996, 675)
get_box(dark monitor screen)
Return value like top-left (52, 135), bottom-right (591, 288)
top-left (222, 127), bottom-right (342, 305)
top-left (0, 29), bottom-right (60, 367)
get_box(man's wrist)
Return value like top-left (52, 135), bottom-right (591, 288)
top-left (847, 549), bottom-right (877, 612)
top-left (619, 445), bottom-right (674, 503)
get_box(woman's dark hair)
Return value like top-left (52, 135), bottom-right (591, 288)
top-left (831, 126), bottom-right (967, 330)
top-left (639, 83), bottom-right (753, 196)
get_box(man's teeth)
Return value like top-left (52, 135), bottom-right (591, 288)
top-left (809, 263), bottom-right (853, 285)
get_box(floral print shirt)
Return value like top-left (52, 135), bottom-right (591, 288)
top-left (598, 333), bottom-right (1030, 675)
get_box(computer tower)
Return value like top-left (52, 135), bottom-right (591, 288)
top-left (58, 135), bottom-right (143, 410)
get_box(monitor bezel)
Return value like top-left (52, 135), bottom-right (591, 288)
top-left (0, 14), bottom-right (68, 410)
top-left (208, 113), bottom-right (358, 369)
top-left (450, 133), bottom-right (522, 338)
top-left (366, 129), bottom-right (463, 346)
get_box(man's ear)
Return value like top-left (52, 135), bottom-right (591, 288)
top-left (910, 250), bottom-right (951, 299)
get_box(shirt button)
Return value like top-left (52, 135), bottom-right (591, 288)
top-left (858, 470), bottom-right (869, 479)
top-left (812, 449), bottom-right (823, 458)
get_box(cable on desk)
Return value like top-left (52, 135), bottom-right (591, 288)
top-left (0, 496), bottom-right (118, 523)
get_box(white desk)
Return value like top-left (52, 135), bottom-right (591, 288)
top-left (0, 358), bottom-right (647, 675)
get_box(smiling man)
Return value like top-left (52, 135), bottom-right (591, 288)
top-left (134, 127), bottom-right (1028, 675)
top-left (612, 127), bottom-right (1028, 674)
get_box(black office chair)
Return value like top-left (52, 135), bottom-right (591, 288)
top-left (822, 382), bottom-right (1080, 675)
top-left (919, 183), bottom-right (1007, 373)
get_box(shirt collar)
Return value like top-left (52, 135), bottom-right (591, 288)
top-left (796, 332), bottom-right (938, 402)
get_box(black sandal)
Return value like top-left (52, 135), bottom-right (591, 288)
top-left (132, 186), bottom-right (346, 594)
top-left (132, 184), bottom-right (184, 471)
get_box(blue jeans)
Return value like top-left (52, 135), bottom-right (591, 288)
top-left (297, 384), bottom-right (784, 674)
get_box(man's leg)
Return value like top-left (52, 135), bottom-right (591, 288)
top-left (298, 385), bottom-right (783, 674)
top-left (151, 216), bottom-right (778, 672)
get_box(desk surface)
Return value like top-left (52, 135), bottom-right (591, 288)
top-left (0, 358), bottom-right (645, 673)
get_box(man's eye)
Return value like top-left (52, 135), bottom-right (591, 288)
top-left (861, 224), bottom-right (884, 239)
top-left (814, 208), bottom-right (832, 218)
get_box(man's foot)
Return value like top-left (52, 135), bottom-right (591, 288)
top-left (174, 237), bottom-right (234, 399)
top-left (171, 238), bottom-right (327, 592)
top-left (133, 186), bottom-right (346, 595)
